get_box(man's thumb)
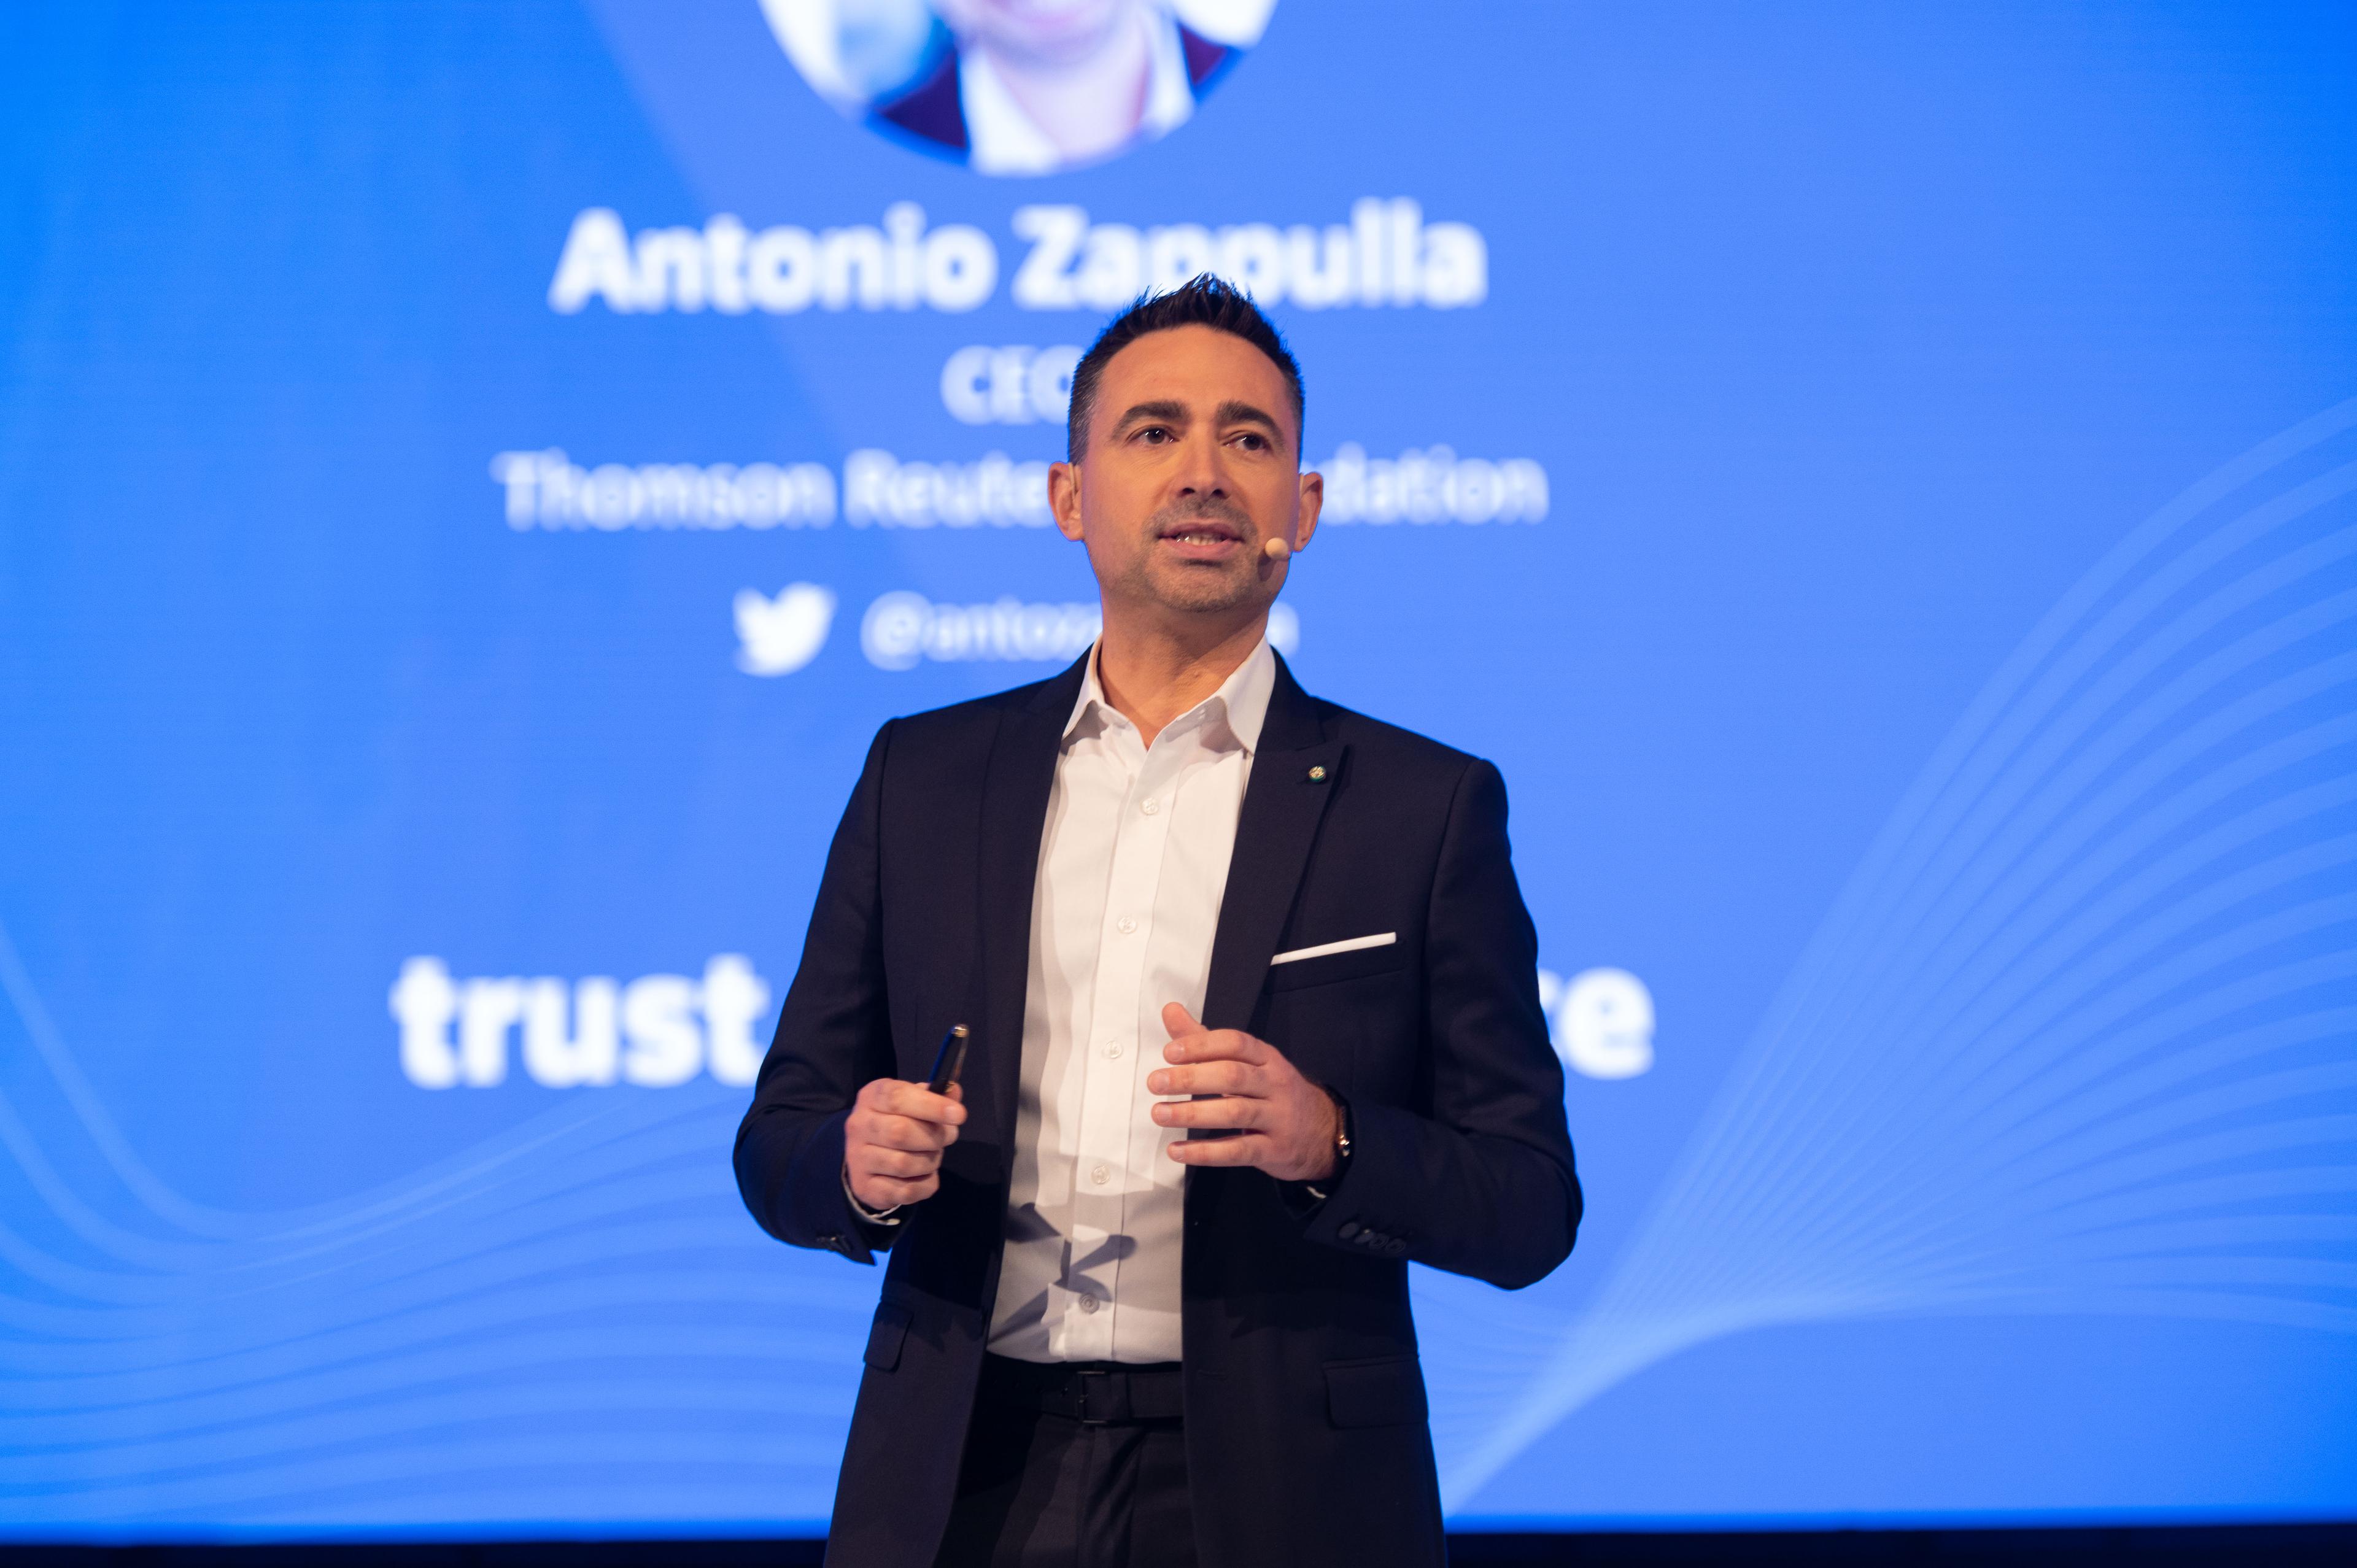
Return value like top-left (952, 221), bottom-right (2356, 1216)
top-left (1161, 1001), bottom-right (1206, 1038)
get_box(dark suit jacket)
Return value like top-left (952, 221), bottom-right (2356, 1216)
top-left (735, 652), bottom-right (1580, 1567)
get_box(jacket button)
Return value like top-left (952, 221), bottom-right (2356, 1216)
top-left (1336, 1221), bottom-right (1360, 1240)
top-left (1386, 1238), bottom-right (1409, 1257)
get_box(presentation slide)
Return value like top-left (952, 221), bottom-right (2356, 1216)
top-left (4, 0), bottom-right (2353, 1539)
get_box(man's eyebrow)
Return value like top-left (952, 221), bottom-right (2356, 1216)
top-left (1112, 400), bottom-right (1190, 431)
top-left (1215, 400), bottom-right (1285, 440)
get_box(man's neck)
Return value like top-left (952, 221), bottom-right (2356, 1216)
top-left (1094, 608), bottom-right (1268, 749)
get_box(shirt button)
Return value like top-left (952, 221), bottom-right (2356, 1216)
top-left (1090, 1163), bottom-right (1111, 1186)
top-left (1078, 1295), bottom-right (1101, 1314)
top-left (1141, 797), bottom-right (1161, 815)
top-left (1103, 1041), bottom-right (1123, 1059)
top-left (1116, 915), bottom-right (1137, 935)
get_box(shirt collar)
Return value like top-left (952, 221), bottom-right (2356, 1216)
top-left (1064, 633), bottom-right (1277, 755)
top-left (959, 7), bottom-right (1198, 178)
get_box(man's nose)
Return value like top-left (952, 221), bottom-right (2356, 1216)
top-left (1172, 435), bottom-right (1231, 499)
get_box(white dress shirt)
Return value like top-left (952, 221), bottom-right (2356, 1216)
top-left (985, 636), bottom-right (1276, 1363)
top-left (958, 6), bottom-right (1199, 178)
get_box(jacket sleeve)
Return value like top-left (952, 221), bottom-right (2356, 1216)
top-left (1299, 757), bottom-right (1582, 1288)
top-left (733, 720), bottom-right (901, 1265)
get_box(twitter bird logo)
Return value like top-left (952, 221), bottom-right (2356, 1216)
top-left (734, 582), bottom-right (837, 676)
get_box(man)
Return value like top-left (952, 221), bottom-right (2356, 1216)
top-left (735, 276), bottom-right (1579, 1567)
top-left (874, 0), bottom-right (1243, 176)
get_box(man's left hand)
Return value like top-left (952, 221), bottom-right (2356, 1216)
top-left (1150, 1003), bottom-right (1340, 1183)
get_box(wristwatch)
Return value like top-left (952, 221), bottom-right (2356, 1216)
top-left (1302, 1083), bottom-right (1354, 1203)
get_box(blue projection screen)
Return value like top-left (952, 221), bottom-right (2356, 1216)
top-left (4, 0), bottom-right (2355, 1540)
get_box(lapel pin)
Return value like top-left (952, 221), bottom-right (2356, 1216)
top-left (1307, 765), bottom-right (1329, 782)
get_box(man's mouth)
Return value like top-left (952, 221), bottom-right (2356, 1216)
top-left (1156, 517), bottom-right (1246, 555)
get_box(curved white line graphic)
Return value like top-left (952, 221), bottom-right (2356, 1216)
top-left (1442, 398), bottom-right (2357, 1507)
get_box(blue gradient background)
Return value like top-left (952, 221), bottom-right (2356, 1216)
top-left (2, 0), bottom-right (2353, 1540)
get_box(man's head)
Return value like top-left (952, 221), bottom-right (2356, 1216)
top-left (1050, 276), bottom-right (1320, 631)
top-left (1065, 274), bottom-right (1303, 464)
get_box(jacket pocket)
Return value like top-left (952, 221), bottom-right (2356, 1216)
top-left (863, 1301), bottom-right (912, 1372)
top-left (1323, 1355), bottom-right (1429, 1428)
top-left (1268, 940), bottom-right (1411, 993)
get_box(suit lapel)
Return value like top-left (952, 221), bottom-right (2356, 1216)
top-left (1201, 655), bottom-right (1345, 1031)
top-left (969, 655), bottom-right (1088, 1159)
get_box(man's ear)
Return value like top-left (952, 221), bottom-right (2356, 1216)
top-left (1048, 460), bottom-right (1085, 542)
top-left (1291, 469), bottom-right (1324, 552)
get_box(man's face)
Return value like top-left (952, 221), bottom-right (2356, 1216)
top-left (1051, 323), bottom-right (1320, 624)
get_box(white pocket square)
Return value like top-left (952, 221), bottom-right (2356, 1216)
top-left (1269, 932), bottom-right (1397, 966)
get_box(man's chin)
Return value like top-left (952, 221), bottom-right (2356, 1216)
top-left (1140, 563), bottom-right (1263, 618)
top-left (1154, 592), bottom-right (1267, 623)
top-left (970, 0), bottom-right (1129, 65)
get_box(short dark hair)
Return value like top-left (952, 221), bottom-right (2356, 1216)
top-left (1064, 274), bottom-right (1306, 463)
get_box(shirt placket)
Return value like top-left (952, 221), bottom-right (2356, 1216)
top-left (1059, 713), bottom-right (1190, 1359)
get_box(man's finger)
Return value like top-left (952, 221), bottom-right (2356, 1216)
top-left (874, 1079), bottom-right (967, 1124)
top-left (863, 1113), bottom-right (955, 1152)
top-left (1161, 1001), bottom-right (1207, 1040)
top-left (1163, 1028), bottom-right (1268, 1066)
top-left (851, 1139), bottom-right (942, 1172)
top-left (1166, 1133), bottom-right (1270, 1167)
top-left (1147, 1060), bottom-right (1257, 1099)
top-left (1151, 1095), bottom-right (1261, 1130)
top-left (855, 1145), bottom-right (942, 1179)
top-left (859, 1173), bottom-right (939, 1207)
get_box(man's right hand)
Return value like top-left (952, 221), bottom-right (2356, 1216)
top-left (844, 1078), bottom-right (966, 1212)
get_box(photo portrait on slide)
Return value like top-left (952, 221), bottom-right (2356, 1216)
top-left (759, 0), bottom-right (1277, 175)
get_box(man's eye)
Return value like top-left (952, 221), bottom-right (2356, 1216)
top-left (1234, 432), bottom-right (1268, 451)
top-left (1137, 426), bottom-right (1172, 444)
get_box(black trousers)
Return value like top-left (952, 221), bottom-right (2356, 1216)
top-left (934, 1355), bottom-right (1198, 1568)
